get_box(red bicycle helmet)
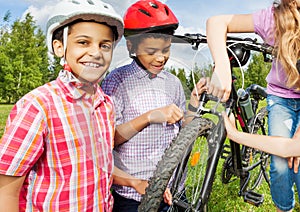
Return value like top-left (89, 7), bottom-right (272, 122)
top-left (123, 0), bottom-right (179, 37)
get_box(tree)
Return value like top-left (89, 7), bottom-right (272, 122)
top-left (0, 13), bottom-right (49, 103)
top-left (233, 52), bottom-right (271, 90)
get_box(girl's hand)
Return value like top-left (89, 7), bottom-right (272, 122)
top-left (222, 112), bottom-right (238, 141)
top-left (208, 67), bottom-right (232, 102)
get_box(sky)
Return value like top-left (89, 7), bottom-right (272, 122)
top-left (0, 0), bottom-right (274, 71)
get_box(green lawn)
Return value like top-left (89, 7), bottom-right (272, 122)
top-left (0, 104), bottom-right (13, 137)
top-left (0, 104), bottom-right (299, 211)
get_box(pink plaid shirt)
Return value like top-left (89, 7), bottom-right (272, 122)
top-left (0, 70), bottom-right (115, 211)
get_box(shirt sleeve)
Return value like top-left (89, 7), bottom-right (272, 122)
top-left (101, 71), bottom-right (125, 125)
top-left (253, 6), bottom-right (275, 45)
top-left (0, 97), bottom-right (45, 176)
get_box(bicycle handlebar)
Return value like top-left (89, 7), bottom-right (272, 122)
top-left (172, 33), bottom-right (274, 56)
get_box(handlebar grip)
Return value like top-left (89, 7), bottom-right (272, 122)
top-left (247, 84), bottom-right (267, 98)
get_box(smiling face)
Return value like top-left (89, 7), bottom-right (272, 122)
top-left (132, 37), bottom-right (172, 74)
top-left (53, 21), bottom-right (114, 83)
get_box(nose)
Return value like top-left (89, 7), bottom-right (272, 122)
top-left (88, 45), bottom-right (102, 59)
top-left (155, 53), bottom-right (167, 62)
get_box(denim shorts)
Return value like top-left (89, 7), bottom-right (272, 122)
top-left (267, 94), bottom-right (300, 211)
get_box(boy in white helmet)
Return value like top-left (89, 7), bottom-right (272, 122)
top-left (0, 0), bottom-right (146, 211)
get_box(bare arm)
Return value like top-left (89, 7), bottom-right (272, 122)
top-left (114, 104), bottom-right (183, 146)
top-left (223, 112), bottom-right (300, 158)
top-left (0, 174), bottom-right (26, 212)
top-left (112, 166), bottom-right (148, 195)
top-left (206, 14), bottom-right (254, 102)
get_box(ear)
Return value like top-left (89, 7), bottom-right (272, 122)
top-left (126, 40), bottom-right (137, 57)
top-left (52, 40), bottom-right (64, 57)
top-left (126, 40), bottom-right (133, 52)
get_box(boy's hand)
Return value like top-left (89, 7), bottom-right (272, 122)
top-left (133, 179), bottom-right (148, 195)
top-left (189, 77), bottom-right (208, 109)
top-left (148, 104), bottom-right (183, 124)
top-left (163, 188), bottom-right (172, 205)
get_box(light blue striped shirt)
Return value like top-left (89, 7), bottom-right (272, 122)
top-left (102, 60), bottom-right (186, 201)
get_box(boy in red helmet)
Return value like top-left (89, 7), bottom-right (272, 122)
top-left (101, 0), bottom-right (206, 211)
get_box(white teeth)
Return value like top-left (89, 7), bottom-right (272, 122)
top-left (83, 62), bottom-right (100, 68)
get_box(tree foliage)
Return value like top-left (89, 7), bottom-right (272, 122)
top-left (168, 52), bottom-right (271, 99)
top-left (233, 52), bottom-right (271, 90)
top-left (0, 13), bottom-right (49, 103)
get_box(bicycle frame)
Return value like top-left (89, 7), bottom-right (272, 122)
top-left (173, 34), bottom-right (271, 209)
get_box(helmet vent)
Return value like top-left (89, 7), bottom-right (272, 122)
top-left (71, 0), bottom-right (80, 5)
top-left (149, 2), bottom-right (158, 9)
top-left (164, 7), bottom-right (169, 15)
top-left (87, 0), bottom-right (95, 5)
top-left (138, 9), bottom-right (151, 17)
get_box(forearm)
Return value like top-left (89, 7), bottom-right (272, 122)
top-left (0, 174), bottom-right (25, 212)
top-left (114, 112), bottom-right (151, 146)
top-left (229, 130), bottom-right (299, 158)
top-left (113, 167), bottom-right (148, 195)
top-left (0, 195), bottom-right (19, 212)
top-left (113, 166), bottom-right (135, 186)
top-left (206, 15), bottom-right (231, 68)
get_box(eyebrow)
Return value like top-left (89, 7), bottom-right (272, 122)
top-left (74, 35), bottom-right (113, 42)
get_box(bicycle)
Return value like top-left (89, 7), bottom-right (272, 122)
top-left (138, 33), bottom-right (273, 212)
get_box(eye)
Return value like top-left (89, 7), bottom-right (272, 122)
top-left (146, 50), bottom-right (156, 55)
top-left (162, 47), bottom-right (170, 54)
top-left (78, 40), bottom-right (88, 45)
top-left (100, 43), bottom-right (112, 51)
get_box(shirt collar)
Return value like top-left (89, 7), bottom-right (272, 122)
top-left (57, 69), bottom-right (107, 107)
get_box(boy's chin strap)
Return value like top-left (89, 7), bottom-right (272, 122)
top-left (62, 64), bottom-right (99, 92)
top-left (133, 57), bottom-right (157, 79)
top-left (63, 64), bottom-right (72, 72)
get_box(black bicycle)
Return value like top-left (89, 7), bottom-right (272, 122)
top-left (138, 34), bottom-right (273, 212)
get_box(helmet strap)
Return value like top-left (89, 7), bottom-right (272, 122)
top-left (133, 57), bottom-right (157, 79)
top-left (60, 26), bottom-right (69, 68)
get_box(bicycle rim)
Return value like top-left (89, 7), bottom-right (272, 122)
top-left (138, 118), bottom-right (214, 212)
top-left (167, 120), bottom-right (216, 212)
top-left (242, 107), bottom-right (269, 190)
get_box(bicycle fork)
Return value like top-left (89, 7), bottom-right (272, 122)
top-left (195, 117), bottom-right (227, 211)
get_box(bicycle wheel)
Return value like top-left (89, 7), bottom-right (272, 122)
top-left (138, 117), bottom-right (215, 212)
top-left (241, 107), bottom-right (269, 190)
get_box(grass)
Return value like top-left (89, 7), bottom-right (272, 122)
top-left (0, 104), bottom-right (13, 137)
top-left (0, 104), bottom-right (299, 211)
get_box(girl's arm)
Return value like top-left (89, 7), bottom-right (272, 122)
top-left (0, 174), bottom-right (26, 212)
top-left (223, 112), bottom-right (300, 158)
top-left (206, 14), bottom-right (254, 102)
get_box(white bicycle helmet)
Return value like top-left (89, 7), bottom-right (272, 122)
top-left (46, 0), bottom-right (124, 54)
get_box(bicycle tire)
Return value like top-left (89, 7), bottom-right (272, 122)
top-left (138, 117), bottom-right (215, 212)
top-left (242, 106), bottom-right (269, 190)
